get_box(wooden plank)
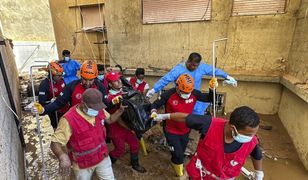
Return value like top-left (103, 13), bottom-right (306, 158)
top-left (67, 0), bottom-right (105, 7)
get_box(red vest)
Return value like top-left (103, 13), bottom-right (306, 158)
top-left (186, 118), bottom-right (258, 179)
top-left (71, 83), bottom-right (98, 106)
top-left (65, 105), bottom-right (108, 169)
top-left (129, 77), bottom-right (146, 93)
top-left (107, 91), bottom-right (128, 137)
top-left (48, 79), bottom-right (69, 114)
top-left (165, 93), bottom-right (196, 135)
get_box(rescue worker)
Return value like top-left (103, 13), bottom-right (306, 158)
top-left (58, 50), bottom-right (81, 84)
top-left (97, 64), bottom-right (108, 90)
top-left (150, 74), bottom-right (216, 177)
top-left (105, 71), bottom-right (146, 173)
top-left (32, 60), bottom-right (110, 116)
top-left (153, 106), bottom-right (264, 180)
top-left (50, 88), bottom-right (126, 179)
top-left (146, 52), bottom-right (237, 115)
top-left (127, 68), bottom-right (149, 95)
top-left (38, 62), bottom-right (69, 129)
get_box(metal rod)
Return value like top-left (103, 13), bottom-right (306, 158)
top-left (212, 38), bottom-right (228, 117)
top-left (30, 65), bottom-right (49, 180)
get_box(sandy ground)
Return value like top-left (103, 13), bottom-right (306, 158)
top-left (22, 110), bottom-right (308, 180)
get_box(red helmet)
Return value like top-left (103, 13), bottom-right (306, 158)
top-left (105, 71), bottom-right (121, 82)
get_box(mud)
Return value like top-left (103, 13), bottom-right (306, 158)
top-left (22, 110), bottom-right (308, 180)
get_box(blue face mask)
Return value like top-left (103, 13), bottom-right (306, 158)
top-left (232, 128), bottom-right (253, 143)
top-left (64, 56), bottom-right (70, 61)
top-left (98, 74), bottom-right (104, 81)
top-left (86, 108), bottom-right (98, 117)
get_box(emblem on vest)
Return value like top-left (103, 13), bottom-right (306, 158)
top-left (53, 88), bottom-right (58, 93)
top-left (172, 100), bottom-right (178, 105)
top-left (101, 119), bottom-right (105, 125)
top-left (76, 93), bottom-right (82, 99)
top-left (185, 98), bottom-right (194, 104)
top-left (61, 83), bottom-right (65, 88)
top-left (230, 160), bottom-right (239, 166)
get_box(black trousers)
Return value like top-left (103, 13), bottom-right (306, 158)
top-left (165, 131), bottom-right (190, 164)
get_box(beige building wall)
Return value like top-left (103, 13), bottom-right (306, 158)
top-left (0, 0), bottom-right (54, 41)
top-left (0, 31), bottom-right (24, 179)
top-left (278, 88), bottom-right (308, 170)
top-left (49, 0), bottom-right (300, 73)
top-left (287, 0), bottom-right (308, 83)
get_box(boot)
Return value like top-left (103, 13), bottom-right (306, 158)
top-left (109, 156), bottom-right (117, 164)
top-left (172, 163), bottom-right (184, 177)
top-left (131, 153), bottom-right (146, 173)
top-left (139, 137), bottom-right (148, 156)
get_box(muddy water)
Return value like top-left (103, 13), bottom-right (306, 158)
top-left (23, 112), bottom-right (308, 180)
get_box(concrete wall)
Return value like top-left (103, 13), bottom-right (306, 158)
top-left (104, 0), bottom-right (299, 72)
top-left (287, 0), bottom-right (308, 83)
top-left (278, 88), bottom-right (308, 170)
top-left (0, 0), bottom-right (54, 41)
top-left (0, 33), bottom-right (24, 179)
top-left (50, 0), bottom-right (300, 74)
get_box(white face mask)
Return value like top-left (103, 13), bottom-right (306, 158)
top-left (64, 56), bottom-right (70, 61)
top-left (180, 92), bottom-right (191, 99)
top-left (232, 127), bottom-right (253, 143)
top-left (109, 88), bottom-right (121, 95)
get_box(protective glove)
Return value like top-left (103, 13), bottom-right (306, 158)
top-left (254, 170), bottom-right (264, 180)
top-left (59, 154), bottom-right (71, 176)
top-left (146, 88), bottom-right (156, 98)
top-left (111, 95), bottom-right (122, 105)
top-left (209, 78), bottom-right (218, 89)
top-left (31, 102), bottom-right (44, 114)
top-left (150, 111), bottom-right (158, 119)
top-left (224, 75), bottom-right (237, 87)
top-left (153, 113), bottom-right (170, 122)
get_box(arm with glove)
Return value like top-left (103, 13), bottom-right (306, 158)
top-left (200, 63), bottom-right (237, 87)
top-left (147, 66), bottom-right (181, 98)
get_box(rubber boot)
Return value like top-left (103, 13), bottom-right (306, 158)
top-left (139, 138), bottom-right (148, 156)
top-left (172, 163), bottom-right (184, 177)
top-left (109, 156), bottom-right (117, 164)
top-left (131, 153), bottom-right (146, 173)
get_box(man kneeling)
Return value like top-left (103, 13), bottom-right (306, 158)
top-left (154, 106), bottom-right (264, 180)
top-left (50, 88), bottom-right (125, 179)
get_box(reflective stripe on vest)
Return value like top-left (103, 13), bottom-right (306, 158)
top-left (71, 141), bottom-right (106, 157)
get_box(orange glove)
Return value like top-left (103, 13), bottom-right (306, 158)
top-left (209, 78), bottom-right (218, 89)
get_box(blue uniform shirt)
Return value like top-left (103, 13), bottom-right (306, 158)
top-left (153, 62), bottom-right (228, 115)
top-left (59, 59), bottom-right (81, 84)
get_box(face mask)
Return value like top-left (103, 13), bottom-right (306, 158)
top-left (136, 79), bottom-right (143, 84)
top-left (98, 75), bottom-right (104, 81)
top-left (180, 92), bottom-right (191, 99)
top-left (64, 57), bottom-right (70, 61)
top-left (109, 88), bottom-right (121, 95)
top-left (86, 107), bottom-right (99, 117)
top-left (232, 128), bottom-right (253, 143)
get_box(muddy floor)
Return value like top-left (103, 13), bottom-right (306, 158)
top-left (22, 110), bottom-right (308, 180)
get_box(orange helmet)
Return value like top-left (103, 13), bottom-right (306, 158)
top-left (80, 60), bottom-right (98, 79)
top-left (49, 62), bottom-right (63, 76)
top-left (176, 74), bottom-right (194, 93)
